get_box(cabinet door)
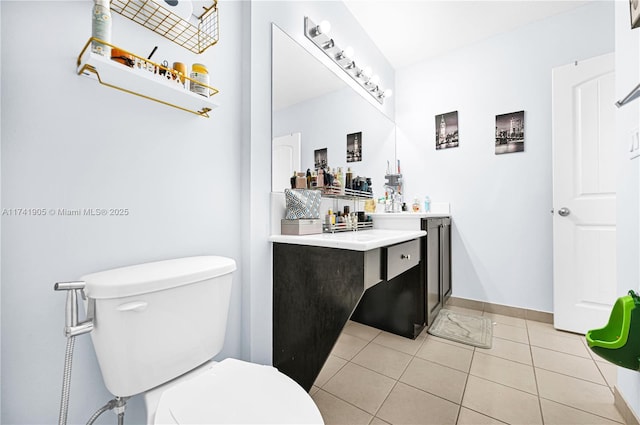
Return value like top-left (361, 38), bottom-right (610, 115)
top-left (426, 219), bottom-right (442, 325)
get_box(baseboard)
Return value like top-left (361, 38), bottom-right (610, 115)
top-left (446, 296), bottom-right (553, 324)
top-left (614, 386), bottom-right (640, 425)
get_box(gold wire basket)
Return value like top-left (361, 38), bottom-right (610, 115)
top-left (110, 0), bottom-right (219, 54)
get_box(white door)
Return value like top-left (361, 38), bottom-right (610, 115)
top-left (272, 133), bottom-right (301, 192)
top-left (552, 53), bottom-right (616, 334)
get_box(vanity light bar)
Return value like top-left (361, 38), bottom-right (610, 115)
top-left (304, 16), bottom-right (391, 105)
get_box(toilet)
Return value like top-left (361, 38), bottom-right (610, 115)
top-left (81, 256), bottom-right (323, 424)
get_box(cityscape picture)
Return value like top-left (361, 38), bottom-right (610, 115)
top-left (347, 132), bottom-right (363, 163)
top-left (314, 148), bottom-right (328, 169)
top-left (435, 111), bottom-right (459, 150)
top-left (495, 110), bottom-right (525, 155)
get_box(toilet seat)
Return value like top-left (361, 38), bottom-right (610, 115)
top-left (151, 358), bottom-right (324, 424)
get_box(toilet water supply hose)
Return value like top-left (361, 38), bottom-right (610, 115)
top-left (58, 336), bottom-right (76, 425)
top-left (55, 281), bottom-right (128, 425)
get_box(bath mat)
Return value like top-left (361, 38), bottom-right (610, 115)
top-left (428, 309), bottom-right (493, 348)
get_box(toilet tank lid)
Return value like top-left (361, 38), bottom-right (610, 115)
top-left (82, 256), bottom-right (236, 299)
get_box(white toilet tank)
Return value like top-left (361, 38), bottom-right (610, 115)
top-left (82, 256), bottom-right (236, 397)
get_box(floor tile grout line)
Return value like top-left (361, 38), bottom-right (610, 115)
top-left (467, 370), bottom-right (539, 398)
top-left (454, 347), bottom-right (475, 424)
top-left (538, 395), bottom-right (627, 424)
top-left (320, 332), bottom-right (419, 421)
top-left (313, 387), bottom-right (376, 422)
top-left (532, 364), bottom-right (610, 388)
top-left (368, 329), bottom-right (427, 421)
top-left (314, 355), bottom-right (350, 390)
top-left (532, 341), bottom-right (600, 359)
top-left (526, 343), bottom-right (593, 360)
top-left (527, 322), bottom-right (546, 425)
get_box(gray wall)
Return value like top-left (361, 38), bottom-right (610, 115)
top-left (614, 0), bottom-right (640, 417)
top-left (1, 1), bottom-right (244, 423)
top-left (395, 2), bottom-right (614, 312)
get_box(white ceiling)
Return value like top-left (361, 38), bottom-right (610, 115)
top-left (272, 1), bottom-right (597, 110)
top-left (343, 0), bottom-right (593, 69)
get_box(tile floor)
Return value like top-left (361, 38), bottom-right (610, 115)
top-left (309, 305), bottom-right (624, 425)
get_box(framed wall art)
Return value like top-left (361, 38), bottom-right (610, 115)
top-left (631, 0), bottom-right (640, 29)
top-left (347, 132), bottom-right (362, 163)
top-left (314, 148), bottom-right (328, 169)
top-left (495, 110), bottom-right (525, 155)
top-left (435, 111), bottom-right (459, 150)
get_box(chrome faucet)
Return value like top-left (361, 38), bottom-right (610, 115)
top-left (54, 281), bottom-right (94, 337)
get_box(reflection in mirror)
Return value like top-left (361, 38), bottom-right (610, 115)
top-left (271, 24), bottom-right (396, 199)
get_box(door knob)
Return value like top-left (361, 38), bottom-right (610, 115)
top-left (558, 207), bottom-right (571, 217)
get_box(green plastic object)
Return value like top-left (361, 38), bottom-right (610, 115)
top-left (586, 290), bottom-right (640, 370)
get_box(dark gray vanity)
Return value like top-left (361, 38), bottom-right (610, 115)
top-left (271, 229), bottom-right (425, 391)
top-left (270, 220), bottom-right (452, 391)
top-left (351, 216), bottom-right (451, 338)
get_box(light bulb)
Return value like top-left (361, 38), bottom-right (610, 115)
top-left (363, 66), bottom-right (373, 79)
top-left (343, 46), bottom-right (354, 60)
top-left (383, 89), bottom-right (393, 98)
top-left (370, 75), bottom-right (380, 86)
top-left (315, 20), bottom-right (331, 36)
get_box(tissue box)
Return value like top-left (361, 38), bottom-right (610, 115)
top-left (281, 219), bottom-right (322, 235)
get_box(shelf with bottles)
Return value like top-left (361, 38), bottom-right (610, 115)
top-left (317, 186), bottom-right (374, 200)
top-left (323, 221), bottom-right (373, 234)
top-left (110, 0), bottom-right (219, 54)
top-left (76, 38), bottom-right (219, 117)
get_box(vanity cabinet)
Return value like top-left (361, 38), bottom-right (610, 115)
top-left (351, 216), bottom-right (452, 338)
top-left (351, 240), bottom-right (425, 339)
top-left (271, 229), bottom-right (427, 390)
top-left (423, 217), bottom-right (452, 326)
top-left (272, 243), bottom-right (378, 391)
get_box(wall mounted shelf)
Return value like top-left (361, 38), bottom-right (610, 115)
top-left (76, 38), bottom-right (219, 117)
top-left (110, 0), bottom-right (219, 54)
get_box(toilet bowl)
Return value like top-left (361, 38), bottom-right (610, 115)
top-left (145, 358), bottom-right (323, 424)
top-left (81, 256), bottom-right (323, 424)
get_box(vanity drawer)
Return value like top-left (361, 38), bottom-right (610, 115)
top-left (384, 238), bottom-right (420, 280)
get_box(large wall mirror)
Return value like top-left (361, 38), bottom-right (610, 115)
top-left (271, 24), bottom-right (396, 199)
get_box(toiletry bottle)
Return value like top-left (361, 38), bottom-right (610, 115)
top-left (311, 171), bottom-right (317, 188)
top-left (190, 63), bottom-right (210, 97)
top-left (346, 167), bottom-right (353, 190)
top-left (337, 167), bottom-right (344, 188)
top-left (412, 197), bottom-right (421, 212)
top-left (317, 168), bottom-right (324, 188)
top-left (326, 169), bottom-right (334, 187)
top-left (296, 172), bottom-right (307, 189)
top-left (91, 0), bottom-right (112, 56)
top-left (306, 169), bottom-right (312, 189)
top-left (424, 196), bottom-right (431, 212)
top-left (290, 171), bottom-right (297, 190)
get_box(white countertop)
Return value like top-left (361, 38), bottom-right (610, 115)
top-left (269, 229), bottom-right (426, 251)
top-left (369, 212), bottom-right (450, 219)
